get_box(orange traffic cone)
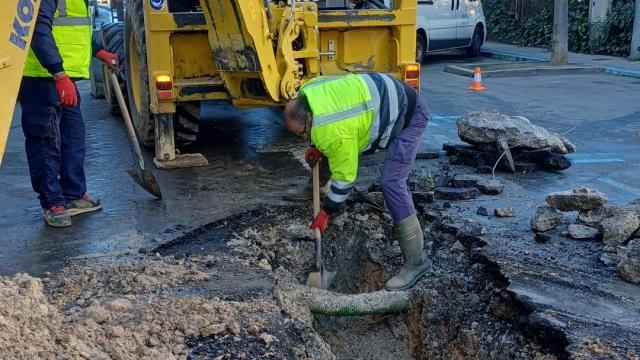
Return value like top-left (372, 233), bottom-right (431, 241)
top-left (468, 67), bottom-right (486, 91)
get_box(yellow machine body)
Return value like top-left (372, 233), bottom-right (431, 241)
top-left (0, 0), bottom-right (41, 164)
top-left (139, 0), bottom-right (418, 113)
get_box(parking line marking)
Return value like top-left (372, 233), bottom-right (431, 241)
top-left (569, 158), bottom-right (626, 164)
top-left (597, 177), bottom-right (640, 197)
top-left (431, 114), bottom-right (461, 121)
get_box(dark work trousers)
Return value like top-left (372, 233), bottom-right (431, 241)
top-left (380, 96), bottom-right (430, 222)
top-left (19, 77), bottom-right (87, 209)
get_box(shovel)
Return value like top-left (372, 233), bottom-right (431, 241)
top-left (108, 69), bottom-right (162, 199)
top-left (305, 161), bottom-right (336, 289)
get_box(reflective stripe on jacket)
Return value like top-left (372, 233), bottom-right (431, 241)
top-left (24, 0), bottom-right (92, 78)
top-left (301, 73), bottom-right (411, 212)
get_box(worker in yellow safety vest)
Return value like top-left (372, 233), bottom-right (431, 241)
top-left (283, 73), bottom-right (432, 290)
top-left (20, 0), bottom-right (117, 227)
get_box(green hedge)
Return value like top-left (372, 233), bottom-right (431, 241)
top-left (485, 0), bottom-right (634, 56)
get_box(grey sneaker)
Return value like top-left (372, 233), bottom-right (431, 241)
top-left (44, 205), bottom-right (72, 228)
top-left (65, 193), bottom-right (102, 216)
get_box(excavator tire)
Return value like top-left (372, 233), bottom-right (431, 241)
top-left (100, 22), bottom-right (126, 115)
top-left (175, 103), bottom-right (200, 147)
top-left (124, 0), bottom-right (154, 146)
top-left (123, 0), bottom-right (199, 147)
top-left (89, 30), bottom-right (105, 99)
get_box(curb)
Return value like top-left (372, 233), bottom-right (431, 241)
top-left (481, 50), bottom-right (640, 79)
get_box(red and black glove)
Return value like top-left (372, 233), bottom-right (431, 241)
top-left (96, 49), bottom-right (119, 69)
top-left (53, 74), bottom-right (77, 107)
top-left (311, 209), bottom-right (329, 233)
top-left (305, 147), bottom-right (322, 167)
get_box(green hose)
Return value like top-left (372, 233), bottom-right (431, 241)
top-left (286, 285), bottom-right (409, 316)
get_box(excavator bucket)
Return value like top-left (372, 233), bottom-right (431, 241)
top-left (0, 0), bottom-right (40, 165)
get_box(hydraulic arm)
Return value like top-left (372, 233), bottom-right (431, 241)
top-left (198, 0), bottom-right (321, 102)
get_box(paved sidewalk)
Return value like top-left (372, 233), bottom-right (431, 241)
top-left (482, 41), bottom-right (640, 78)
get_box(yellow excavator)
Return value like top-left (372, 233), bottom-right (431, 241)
top-left (1, 0), bottom-right (419, 167)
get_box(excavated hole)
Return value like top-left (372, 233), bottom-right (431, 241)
top-left (156, 196), bottom-right (566, 359)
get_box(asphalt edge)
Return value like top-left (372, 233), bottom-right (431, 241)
top-left (481, 50), bottom-right (640, 79)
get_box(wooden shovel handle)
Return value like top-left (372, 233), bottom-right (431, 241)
top-left (312, 163), bottom-right (321, 239)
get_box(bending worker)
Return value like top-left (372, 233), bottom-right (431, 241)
top-left (21, 0), bottom-right (118, 227)
top-left (283, 73), bottom-right (431, 291)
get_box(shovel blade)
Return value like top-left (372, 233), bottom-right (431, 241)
top-left (127, 167), bottom-right (162, 199)
top-left (306, 268), bottom-right (337, 289)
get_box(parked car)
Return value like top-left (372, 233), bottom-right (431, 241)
top-left (416, 0), bottom-right (486, 62)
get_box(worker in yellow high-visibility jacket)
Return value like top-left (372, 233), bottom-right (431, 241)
top-left (20, 0), bottom-right (117, 227)
top-left (283, 73), bottom-right (432, 291)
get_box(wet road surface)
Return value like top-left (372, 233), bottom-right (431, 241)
top-left (2, 52), bottom-right (640, 281)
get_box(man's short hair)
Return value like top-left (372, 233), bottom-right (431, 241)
top-left (292, 96), bottom-right (310, 124)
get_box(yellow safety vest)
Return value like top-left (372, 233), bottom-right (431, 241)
top-left (301, 74), bottom-right (375, 185)
top-left (23, 0), bottom-right (92, 78)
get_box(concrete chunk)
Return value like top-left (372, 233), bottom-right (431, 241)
top-left (451, 174), bottom-right (481, 188)
top-left (531, 206), bottom-right (563, 232)
top-left (545, 187), bottom-right (608, 212)
top-left (434, 187), bottom-right (479, 201)
top-left (494, 207), bottom-right (515, 218)
top-left (567, 224), bottom-right (599, 240)
top-left (456, 111), bottom-right (576, 154)
top-left (477, 179), bottom-right (504, 195)
top-left (601, 211), bottom-right (640, 246)
top-left (617, 239), bottom-right (640, 284)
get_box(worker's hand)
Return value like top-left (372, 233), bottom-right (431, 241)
top-left (310, 209), bottom-right (329, 233)
top-left (96, 49), bottom-right (119, 69)
top-left (305, 147), bottom-right (322, 167)
top-left (53, 74), bottom-right (78, 107)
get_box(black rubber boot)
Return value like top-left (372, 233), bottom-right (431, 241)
top-left (385, 214), bottom-right (430, 290)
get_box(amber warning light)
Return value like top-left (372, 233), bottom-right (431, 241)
top-left (155, 74), bottom-right (173, 100)
top-left (404, 64), bottom-right (420, 89)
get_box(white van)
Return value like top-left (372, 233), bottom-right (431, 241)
top-left (416, 0), bottom-right (486, 62)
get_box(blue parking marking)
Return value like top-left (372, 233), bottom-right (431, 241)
top-left (597, 177), bottom-right (640, 197)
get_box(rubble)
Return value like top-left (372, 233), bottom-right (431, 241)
top-left (577, 207), bottom-right (616, 228)
top-left (567, 224), bottom-right (599, 240)
top-left (494, 207), bottom-right (515, 218)
top-left (601, 211), bottom-right (640, 246)
top-left (600, 251), bottom-right (620, 267)
top-left (0, 256), bottom-right (336, 360)
top-left (444, 111), bottom-right (576, 173)
top-left (477, 206), bottom-right (489, 216)
top-left (366, 192), bottom-right (385, 209)
top-left (435, 187), bottom-right (480, 201)
top-left (534, 233), bottom-right (551, 243)
top-left (531, 206), bottom-right (564, 232)
top-left (457, 111), bottom-right (576, 154)
top-left (416, 150), bottom-right (440, 159)
top-left (451, 174), bottom-right (481, 188)
top-left (545, 188), bottom-right (608, 212)
top-left (617, 239), bottom-right (640, 284)
top-left (477, 179), bottom-right (504, 195)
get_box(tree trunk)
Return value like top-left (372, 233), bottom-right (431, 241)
top-left (551, 0), bottom-right (569, 65)
top-left (631, 0), bottom-right (640, 60)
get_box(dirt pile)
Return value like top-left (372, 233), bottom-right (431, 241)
top-left (0, 256), bottom-right (333, 359)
